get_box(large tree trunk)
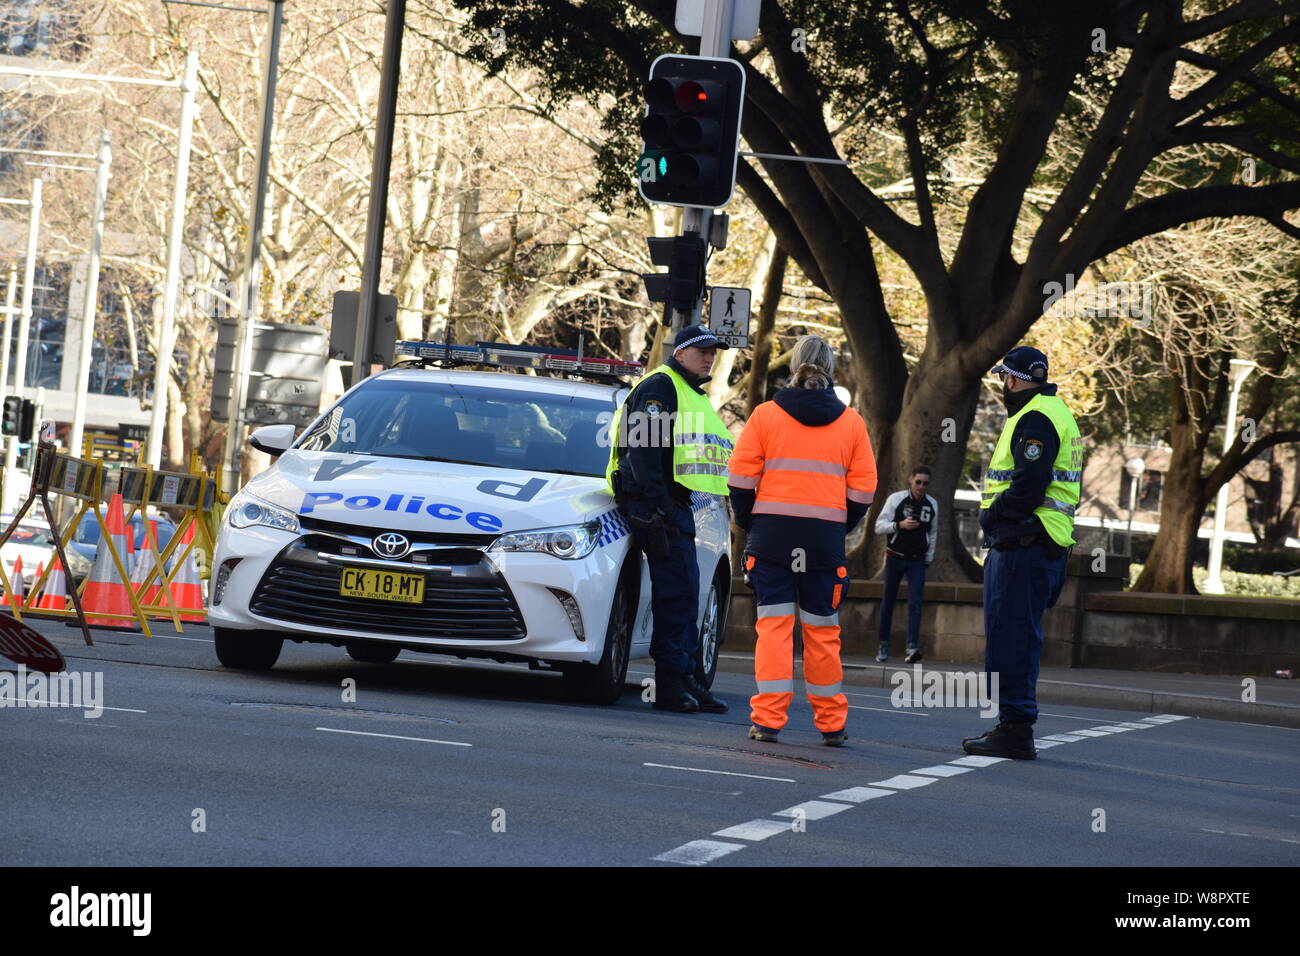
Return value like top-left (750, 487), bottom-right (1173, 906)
top-left (1133, 422), bottom-right (1206, 594)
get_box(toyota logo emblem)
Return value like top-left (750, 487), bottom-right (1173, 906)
top-left (372, 532), bottom-right (411, 559)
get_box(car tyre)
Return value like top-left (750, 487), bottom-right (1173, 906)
top-left (214, 627), bottom-right (283, 670)
top-left (346, 642), bottom-right (401, 665)
top-left (561, 563), bottom-right (635, 705)
top-left (694, 569), bottom-right (726, 690)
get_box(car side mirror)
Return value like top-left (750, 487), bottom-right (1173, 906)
top-left (248, 424), bottom-right (297, 457)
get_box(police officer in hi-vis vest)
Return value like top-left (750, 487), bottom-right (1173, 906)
top-left (606, 326), bottom-right (735, 715)
top-left (964, 346), bottom-right (1082, 759)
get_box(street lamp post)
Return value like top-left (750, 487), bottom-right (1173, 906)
top-left (1124, 456), bottom-right (1145, 557)
top-left (1203, 358), bottom-right (1257, 594)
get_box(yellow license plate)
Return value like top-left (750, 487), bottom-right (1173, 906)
top-left (339, 567), bottom-right (425, 604)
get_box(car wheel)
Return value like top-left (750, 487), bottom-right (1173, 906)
top-left (346, 642), bottom-right (401, 665)
top-left (561, 564), bottom-right (635, 705)
top-left (694, 570), bottom-right (726, 689)
top-left (214, 627), bottom-right (283, 670)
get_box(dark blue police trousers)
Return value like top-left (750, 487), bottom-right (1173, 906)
top-left (982, 544), bottom-right (1067, 724)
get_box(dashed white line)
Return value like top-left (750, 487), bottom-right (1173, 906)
top-left (652, 715), bottom-right (1191, 864)
top-left (652, 840), bottom-right (746, 865)
top-left (644, 762), bottom-right (796, 783)
top-left (713, 819), bottom-right (792, 841)
top-left (315, 727), bottom-right (471, 747)
top-left (6, 697), bottom-right (147, 714)
top-left (773, 800), bottom-right (854, 821)
top-left (821, 786), bottom-right (896, 802)
top-left (159, 635), bottom-right (213, 643)
top-left (871, 774), bottom-right (939, 789)
top-left (910, 764), bottom-right (975, 778)
top-left (847, 704), bottom-right (929, 717)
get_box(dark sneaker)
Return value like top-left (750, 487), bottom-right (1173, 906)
top-left (961, 721), bottom-right (1035, 760)
top-left (821, 729), bottom-right (848, 747)
top-left (683, 674), bottom-right (728, 714)
top-left (874, 644), bottom-right (889, 663)
top-left (748, 724), bottom-right (780, 743)
top-left (904, 647), bottom-right (922, 664)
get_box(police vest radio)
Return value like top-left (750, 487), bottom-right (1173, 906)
top-left (393, 339), bottom-right (644, 383)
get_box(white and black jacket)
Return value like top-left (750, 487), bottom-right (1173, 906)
top-left (873, 490), bottom-right (938, 563)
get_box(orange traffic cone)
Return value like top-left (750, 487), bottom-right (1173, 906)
top-left (168, 523), bottom-right (205, 622)
top-left (82, 494), bottom-right (138, 629)
top-left (7, 554), bottom-right (25, 607)
top-left (37, 555), bottom-right (67, 611)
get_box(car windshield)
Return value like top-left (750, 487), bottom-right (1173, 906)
top-left (295, 378), bottom-right (616, 478)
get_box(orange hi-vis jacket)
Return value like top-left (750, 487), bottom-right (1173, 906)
top-left (728, 398), bottom-right (878, 527)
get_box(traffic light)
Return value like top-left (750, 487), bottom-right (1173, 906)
top-left (642, 234), bottom-right (708, 318)
top-left (637, 54), bottom-right (746, 208)
top-left (1, 396), bottom-right (19, 436)
top-left (19, 398), bottom-right (35, 443)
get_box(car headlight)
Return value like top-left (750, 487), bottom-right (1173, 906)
top-left (225, 490), bottom-right (301, 534)
top-left (488, 521), bottom-right (601, 560)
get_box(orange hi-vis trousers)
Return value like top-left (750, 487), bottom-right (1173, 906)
top-left (747, 554), bottom-right (849, 734)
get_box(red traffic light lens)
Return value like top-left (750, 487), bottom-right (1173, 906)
top-left (675, 81), bottom-right (708, 112)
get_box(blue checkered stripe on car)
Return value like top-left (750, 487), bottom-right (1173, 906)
top-left (596, 509), bottom-right (630, 547)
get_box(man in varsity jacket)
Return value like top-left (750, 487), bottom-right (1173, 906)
top-left (873, 466), bottom-right (938, 663)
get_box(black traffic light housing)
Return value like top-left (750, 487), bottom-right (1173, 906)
top-left (638, 54), bottom-right (746, 208)
top-left (642, 233), bottom-right (708, 319)
top-left (19, 398), bottom-right (35, 443)
top-left (1, 396), bottom-right (19, 437)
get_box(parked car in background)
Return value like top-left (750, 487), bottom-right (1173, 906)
top-left (0, 515), bottom-right (56, 584)
top-left (65, 512), bottom-right (178, 585)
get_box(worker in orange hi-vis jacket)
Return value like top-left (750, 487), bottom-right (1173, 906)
top-left (727, 335), bottom-right (877, 746)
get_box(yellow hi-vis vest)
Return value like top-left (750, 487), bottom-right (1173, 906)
top-left (605, 364), bottom-right (734, 496)
top-left (981, 392), bottom-right (1083, 548)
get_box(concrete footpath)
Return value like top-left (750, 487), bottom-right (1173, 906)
top-left (717, 652), bottom-right (1300, 729)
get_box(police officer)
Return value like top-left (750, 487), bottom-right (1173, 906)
top-left (606, 325), bottom-right (735, 714)
top-left (964, 346), bottom-right (1082, 759)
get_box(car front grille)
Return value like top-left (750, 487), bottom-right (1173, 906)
top-left (249, 542), bottom-right (526, 640)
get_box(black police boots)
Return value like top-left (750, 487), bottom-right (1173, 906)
top-left (961, 721), bottom-right (1036, 760)
top-left (683, 674), bottom-right (728, 714)
top-left (651, 673), bottom-right (700, 713)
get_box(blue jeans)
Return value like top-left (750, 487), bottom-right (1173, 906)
top-left (983, 544), bottom-right (1067, 723)
top-left (879, 554), bottom-right (926, 649)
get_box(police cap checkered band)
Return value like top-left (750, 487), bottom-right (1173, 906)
top-left (672, 325), bottom-right (729, 352)
top-left (993, 345), bottom-right (1049, 382)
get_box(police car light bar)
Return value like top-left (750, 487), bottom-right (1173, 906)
top-left (393, 340), bottom-right (644, 379)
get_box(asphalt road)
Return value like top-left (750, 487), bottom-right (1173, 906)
top-left (4, 620), bottom-right (1298, 867)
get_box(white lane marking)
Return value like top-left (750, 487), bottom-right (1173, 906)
top-left (644, 762), bottom-right (795, 783)
top-left (713, 819), bottom-right (791, 841)
top-left (1042, 733), bottom-right (1086, 742)
top-left (1039, 711), bottom-right (1113, 721)
top-left (653, 840), bottom-right (746, 865)
top-left (1067, 729), bottom-right (1111, 737)
top-left (1162, 715), bottom-right (1191, 721)
top-left (8, 697), bottom-right (147, 714)
top-left (773, 800), bottom-right (854, 821)
top-left (1094, 725), bottom-right (1134, 732)
top-left (871, 774), bottom-right (938, 790)
top-left (910, 764), bottom-right (974, 778)
top-left (949, 755), bottom-right (1008, 767)
top-left (1114, 722), bottom-right (1155, 730)
top-left (1032, 740), bottom-right (1064, 749)
top-left (315, 727), bottom-right (471, 747)
top-left (847, 704), bottom-right (929, 717)
top-left (821, 786), bottom-right (896, 803)
top-left (160, 635), bottom-right (213, 643)
top-left (844, 690), bottom-right (895, 700)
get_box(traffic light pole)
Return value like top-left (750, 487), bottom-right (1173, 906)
top-left (222, 1), bottom-right (285, 491)
top-left (4, 177), bottom-right (40, 514)
top-left (669, 0), bottom-right (734, 330)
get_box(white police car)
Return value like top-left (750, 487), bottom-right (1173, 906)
top-left (208, 341), bottom-right (732, 703)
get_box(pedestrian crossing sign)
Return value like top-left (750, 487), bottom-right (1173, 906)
top-left (708, 286), bottom-right (751, 348)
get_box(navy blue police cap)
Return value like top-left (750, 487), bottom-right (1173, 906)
top-left (672, 325), bottom-right (730, 352)
top-left (992, 346), bottom-right (1049, 383)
